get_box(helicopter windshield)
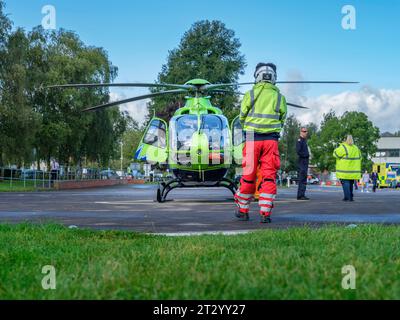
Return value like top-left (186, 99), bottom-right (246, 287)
top-left (143, 119), bottom-right (167, 148)
top-left (170, 114), bottom-right (229, 152)
top-left (170, 115), bottom-right (198, 150)
top-left (201, 115), bottom-right (229, 150)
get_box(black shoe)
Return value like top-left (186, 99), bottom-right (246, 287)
top-left (260, 215), bottom-right (272, 224)
top-left (297, 196), bottom-right (310, 200)
top-left (235, 208), bottom-right (249, 221)
top-left (342, 198), bottom-right (349, 201)
top-left (350, 198), bottom-right (354, 202)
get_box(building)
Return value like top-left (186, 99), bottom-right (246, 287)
top-left (372, 137), bottom-right (400, 163)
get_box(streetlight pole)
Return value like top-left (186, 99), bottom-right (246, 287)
top-left (120, 141), bottom-right (123, 173)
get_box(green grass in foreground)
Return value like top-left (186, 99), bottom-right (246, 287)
top-left (0, 180), bottom-right (48, 192)
top-left (0, 223), bottom-right (399, 299)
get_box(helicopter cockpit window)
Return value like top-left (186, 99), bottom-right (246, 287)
top-left (201, 115), bottom-right (229, 151)
top-left (143, 119), bottom-right (167, 148)
top-left (233, 117), bottom-right (245, 146)
top-left (170, 115), bottom-right (198, 150)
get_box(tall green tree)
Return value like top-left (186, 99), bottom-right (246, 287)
top-left (150, 20), bottom-right (246, 122)
top-left (0, 0), bottom-right (9, 48)
top-left (0, 28), bottom-right (40, 166)
top-left (0, 0), bottom-right (12, 166)
top-left (27, 27), bottom-right (128, 168)
top-left (1, 15), bottom-right (129, 168)
top-left (309, 111), bottom-right (380, 172)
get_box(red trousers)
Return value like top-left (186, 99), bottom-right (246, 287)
top-left (234, 140), bottom-right (280, 216)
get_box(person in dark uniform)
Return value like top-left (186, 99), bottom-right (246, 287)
top-left (296, 127), bottom-right (310, 200)
top-left (371, 170), bottom-right (378, 192)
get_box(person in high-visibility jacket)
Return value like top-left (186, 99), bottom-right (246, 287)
top-left (234, 63), bottom-right (287, 223)
top-left (333, 135), bottom-right (362, 201)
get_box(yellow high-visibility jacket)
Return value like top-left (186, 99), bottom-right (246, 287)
top-left (240, 82), bottom-right (287, 134)
top-left (333, 143), bottom-right (362, 180)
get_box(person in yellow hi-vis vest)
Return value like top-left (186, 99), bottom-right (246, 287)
top-left (333, 135), bottom-right (362, 202)
top-left (234, 63), bottom-right (287, 224)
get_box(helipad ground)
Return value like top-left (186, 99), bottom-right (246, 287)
top-left (0, 184), bottom-right (399, 234)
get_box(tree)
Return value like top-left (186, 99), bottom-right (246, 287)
top-left (0, 28), bottom-right (40, 166)
top-left (0, 0), bottom-right (12, 166)
top-left (1, 16), bottom-right (129, 168)
top-left (110, 118), bottom-right (144, 170)
top-left (381, 131), bottom-right (400, 137)
top-left (26, 27), bottom-right (128, 168)
top-left (150, 20), bottom-right (246, 122)
top-left (309, 111), bottom-right (380, 172)
top-left (279, 114), bottom-right (301, 172)
top-left (0, 1), bottom-right (10, 49)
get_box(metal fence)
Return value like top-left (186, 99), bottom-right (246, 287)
top-left (0, 167), bottom-right (124, 190)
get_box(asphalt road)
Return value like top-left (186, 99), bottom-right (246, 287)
top-left (0, 185), bottom-right (399, 234)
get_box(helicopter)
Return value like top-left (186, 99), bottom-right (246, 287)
top-left (49, 78), bottom-right (357, 202)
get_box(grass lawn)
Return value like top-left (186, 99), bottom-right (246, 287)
top-left (0, 180), bottom-right (49, 192)
top-left (0, 223), bottom-right (399, 300)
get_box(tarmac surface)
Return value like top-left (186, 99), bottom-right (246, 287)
top-left (0, 184), bottom-right (399, 234)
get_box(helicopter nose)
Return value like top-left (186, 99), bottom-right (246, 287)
top-left (189, 132), bottom-right (209, 165)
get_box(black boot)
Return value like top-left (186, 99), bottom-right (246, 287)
top-left (235, 208), bottom-right (249, 221)
top-left (260, 215), bottom-right (272, 224)
top-left (297, 196), bottom-right (310, 200)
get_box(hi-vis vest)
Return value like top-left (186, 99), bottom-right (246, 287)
top-left (333, 143), bottom-right (362, 180)
top-left (240, 82), bottom-right (287, 134)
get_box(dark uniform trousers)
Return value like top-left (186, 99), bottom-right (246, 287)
top-left (297, 157), bottom-right (309, 198)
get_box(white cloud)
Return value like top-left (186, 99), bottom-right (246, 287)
top-left (279, 71), bottom-right (400, 132)
top-left (280, 70), bottom-right (310, 104)
top-left (109, 92), bottom-right (149, 126)
top-left (287, 87), bottom-right (400, 133)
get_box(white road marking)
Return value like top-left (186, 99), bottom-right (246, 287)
top-left (95, 201), bottom-right (154, 205)
top-left (179, 223), bottom-right (211, 226)
top-left (149, 230), bottom-right (254, 237)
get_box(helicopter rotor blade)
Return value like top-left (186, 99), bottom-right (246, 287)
top-left (47, 82), bottom-right (191, 90)
top-left (210, 90), bottom-right (309, 109)
top-left (82, 89), bottom-right (188, 112)
top-left (204, 81), bottom-right (358, 90)
top-left (203, 82), bottom-right (255, 90)
top-left (276, 81), bottom-right (359, 84)
top-left (209, 90), bottom-right (309, 109)
top-left (287, 102), bottom-right (309, 109)
top-left (209, 89), bottom-right (245, 95)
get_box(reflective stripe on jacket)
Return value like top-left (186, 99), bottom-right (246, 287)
top-left (333, 143), bottom-right (362, 180)
top-left (240, 82), bottom-right (287, 134)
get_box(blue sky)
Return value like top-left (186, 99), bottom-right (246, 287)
top-left (4, 0), bottom-right (400, 129)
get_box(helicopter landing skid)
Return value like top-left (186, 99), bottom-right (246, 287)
top-left (155, 178), bottom-right (238, 203)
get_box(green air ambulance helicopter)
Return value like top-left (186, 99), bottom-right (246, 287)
top-left (49, 78), bottom-right (357, 202)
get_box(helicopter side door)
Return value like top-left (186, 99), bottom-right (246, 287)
top-left (135, 118), bottom-right (168, 164)
top-left (231, 115), bottom-right (245, 165)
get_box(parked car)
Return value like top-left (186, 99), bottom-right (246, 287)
top-left (307, 175), bottom-right (320, 185)
top-left (21, 169), bottom-right (44, 180)
top-left (100, 169), bottom-right (119, 180)
top-left (83, 168), bottom-right (100, 180)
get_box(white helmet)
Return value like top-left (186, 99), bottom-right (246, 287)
top-left (254, 63), bottom-right (277, 84)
